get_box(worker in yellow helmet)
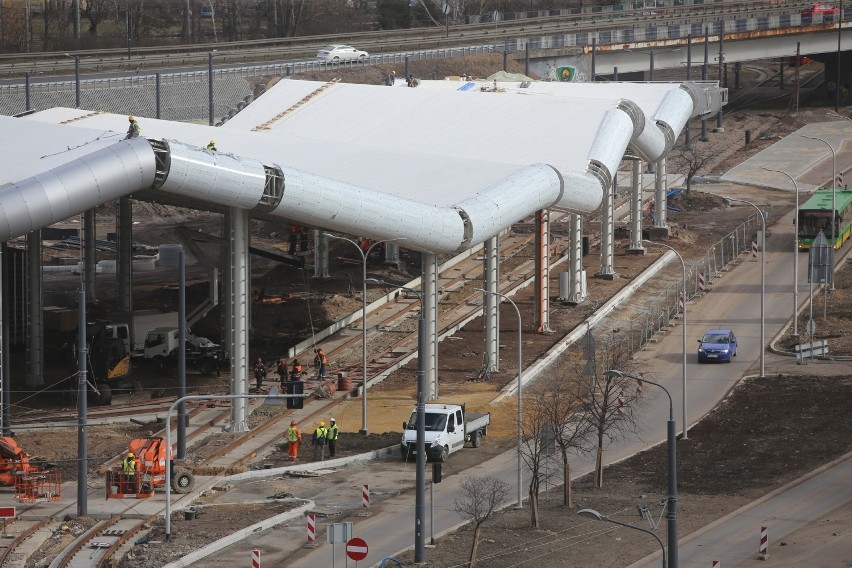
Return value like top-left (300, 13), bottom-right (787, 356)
top-left (207, 139), bottom-right (217, 151)
top-left (312, 421), bottom-right (328, 461)
top-left (125, 116), bottom-right (140, 139)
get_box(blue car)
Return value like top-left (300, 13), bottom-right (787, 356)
top-left (697, 329), bottom-right (738, 363)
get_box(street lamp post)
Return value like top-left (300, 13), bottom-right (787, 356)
top-left (64, 53), bottom-right (81, 108)
top-left (329, 235), bottom-right (401, 435)
top-left (604, 370), bottom-right (677, 568)
top-left (208, 50), bottom-right (217, 126)
top-left (800, 134), bottom-right (837, 290)
top-left (642, 240), bottom-right (688, 439)
top-left (762, 168), bottom-right (800, 336)
top-left (367, 279), bottom-right (426, 562)
top-left (475, 288), bottom-right (523, 509)
top-left (578, 509), bottom-right (666, 567)
top-left (725, 197), bottom-right (765, 377)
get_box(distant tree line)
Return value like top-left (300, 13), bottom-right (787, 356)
top-left (0, 0), bottom-right (614, 54)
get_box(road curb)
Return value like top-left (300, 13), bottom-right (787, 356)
top-left (161, 499), bottom-right (315, 568)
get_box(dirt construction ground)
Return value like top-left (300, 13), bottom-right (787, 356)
top-left (8, 55), bottom-right (852, 567)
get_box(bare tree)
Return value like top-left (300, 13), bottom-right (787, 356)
top-left (538, 374), bottom-right (594, 508)
top-left (520, 389), bottom-right (560, 528)
top-left (451, 475), bottom-right (509, 568)
top-left (669, 142), bottom-right (714, 194)
top-left (582, 334), bottom-right (642, 488)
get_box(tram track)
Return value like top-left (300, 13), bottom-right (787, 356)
top-left (0, 517), bottom-right (56, 567)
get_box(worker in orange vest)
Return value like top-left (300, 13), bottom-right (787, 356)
top-left (286, 420), bottom-right (302, 462)
top-left (314, 348), bottom-right (328, 380)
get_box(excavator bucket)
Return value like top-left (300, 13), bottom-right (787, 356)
top-left (15, 470), bottom-right (61, 503)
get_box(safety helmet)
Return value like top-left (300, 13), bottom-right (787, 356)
top-left (290, 420), bottom-right (297, 426)
top-left (210, 139), bottom-right (215, 144)
top-left (330, 418), bottom-right (336, 423)
top-left (319, 421), bottom-right (325, 427)
top-left (127, 452), bottom-right (134, 457)
top-left (128, 115), bottom-right (135, 121)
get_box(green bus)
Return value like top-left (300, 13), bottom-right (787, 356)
top-left (798, 188), bottom-right (852, 249)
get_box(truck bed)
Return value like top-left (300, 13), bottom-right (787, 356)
top-left (465, 412), bottom-right (490, 432)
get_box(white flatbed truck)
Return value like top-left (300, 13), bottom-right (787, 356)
top-left (400, 403), bottom-right (490, 462)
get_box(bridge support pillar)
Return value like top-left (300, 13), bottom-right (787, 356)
top-left (597, 169), bottom-right (619, 279)
top-left (26, 231), bottom-right (43, 388)
top-left (628, 160), bottom-right (646, 255)
top-left (422, 253), bottom-right (439, 400)
top-left (313, 230), bottom-right (330, 279)
top-left (565, 213), bottom-right (586, 304)
top-left (116, 197), bottom-right (134, 346)
top-left (534, 209), bottom-right (551, 333)
top-left (84, 209), bottom-right (96, 301)
top-left (484, 236), bottom-right (499, 372)
top-left (653, 158), bottom-right (669, 235)
top-left (228, 207), bottom-right (249, 433)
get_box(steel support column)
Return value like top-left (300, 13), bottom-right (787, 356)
top-left (422, 253), bottom-right (439, 400)
top-left (597, 173), bottom-right (618, 279)
top-left (313, 230), bottom-right (330, 279)
top-left (229, 207), bottom-right (249, 432)
top-left (534, 210), bottom-right (551, 333)
top-left (26, 231), bottom-right (43, 388)
top-left (567, 214), bottom-right (586, 304)
top-left (654, 158), bottom-right (668, 229)
top-left (84, 210), bottom-right (96, 301)
top-left (116, 198), bottom-right (134, 347)
top-left (221, 214), bottom-right (232, 360)
top-left (484, 236), bottom-right (500, 371)
top-left (628, 160), bottom-right (645, 255)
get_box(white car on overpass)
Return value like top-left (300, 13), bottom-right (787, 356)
top-left (316, 45), bottom-right (368, 62)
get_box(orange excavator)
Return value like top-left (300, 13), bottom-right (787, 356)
top-left (0, 436), bottom-right (62, 503)
top-left (106, 437), bottom-right (195, 499)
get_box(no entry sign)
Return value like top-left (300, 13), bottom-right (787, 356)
top-left (346, 537), bottom-right (368, 561)
top-left (0, 507), bottom-right (15, 518)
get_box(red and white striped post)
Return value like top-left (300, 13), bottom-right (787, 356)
top-left (362, 484), bottom-right (370, 508)
top-left (752, 240), bottom-right (758, 260)
top-left (697, 271), bottom-right (706, 293)
top-left (678, 291), bottom-right (685, 313)
top-left (306, 513), bottom-right (315, 544)
top-left (759, 526), bottom-right (769, 559)
top-left (252, 549), bottom-right (260, 568)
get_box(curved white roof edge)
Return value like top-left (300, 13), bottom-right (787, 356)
top-left (0, 138), bottom-right (155, 240)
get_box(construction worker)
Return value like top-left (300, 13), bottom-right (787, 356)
top-left (253, 357), bottom-right (266, 391)
top-left (290, 359), bottom-right (303, 381)
top-left (314, 348), bottom-right (328, 380)
top-left (207, 139), bottom-right (217, 151)
top-left (327, 418), bottom-right (339, 458)
top-left (407, 74), bottom-right (417, 87)
top-left (286, 420), bottom-right (302, 462)
top-left (125, 116), bottom-right (140, 139)
top-left (288, 224), bottom-right (301, 255)
top-left (312, 421), bottom-right (327, 461)
top-left (276, 358), bottom-right (289, 386)
top-left (122, 451), bottom-right (137, 493)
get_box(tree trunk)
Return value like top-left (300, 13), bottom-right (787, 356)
top-left (468, 525), bottom-right (481, 568)
top-left (564, 460), bottom-right (573, 507)
top-left (530, 489), bottom-right (540, 528)
top-left (594, 446), bottom-right (603, 488)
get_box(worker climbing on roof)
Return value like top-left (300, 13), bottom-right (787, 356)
top-left (290, 359), bottom-right (303, 381)
top-left (312, 421), bottom-right (328, 461)
top-left (314, 348), bottom-right (328, 380)
top-left (327, 418), bottom-right (339, 458)
top-left (207, 139), bottom-right (217, 151)
top-left (286, 420), bottom-right (302, 462)
top-left (125, 116), bottom-right (140, 139)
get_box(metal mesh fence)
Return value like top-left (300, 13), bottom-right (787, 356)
top-left (593, 213), bottom-right (762, 355)
top-left (0, 46), bottom-right (498, 121)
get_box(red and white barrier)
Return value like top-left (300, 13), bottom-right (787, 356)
top-left (712, 561), bottom-right (720, 568)
top-left (252, 549), bottom-right (260, 568)
top-left (678, 291), bottom-right (685, 313)
top-left (759, 526), bottom-right (768, 559)
top-left (362, 484), bottom-right (370, 508)
top-left (306, 513), bottom-right (315, 543)
top-left (697, 271), bottom-right (706, 293)
top-left (752, 240), bottom-right (758, 259)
